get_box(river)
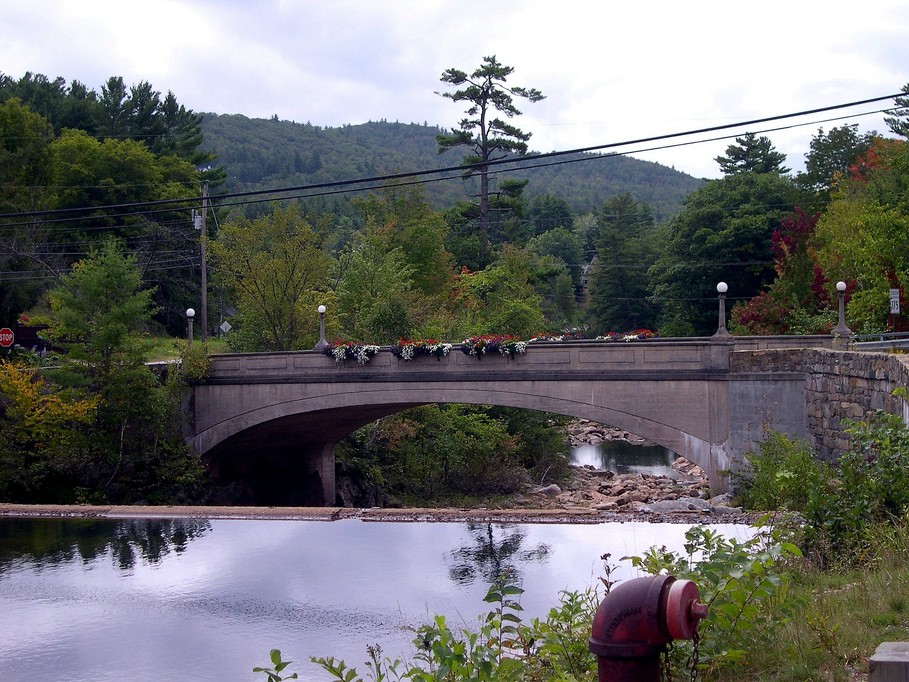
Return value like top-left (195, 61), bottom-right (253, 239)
top-left (569, 440), bottom-right (678, 476)
top-left (0, 516), bottom-right (753, 682)
top-left (0, 441), bottom-right (732, 681)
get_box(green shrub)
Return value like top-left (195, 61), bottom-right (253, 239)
top-left (627, 523), bottom-right (803, 679)
top-left (178, 341), bottom-right (211, 383)
top-left (337, 404), bottom-right (572, 505)
top-left (733, 431), bottom-right (830, 512)
top-left (736, 405), bottom-right (909, 570)
top-left (310, 570), bottom-right (601, 681)
top-left (803, 410), bottom-right (909, 568)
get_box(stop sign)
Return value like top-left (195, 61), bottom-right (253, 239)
top-left (0, 327), bottom-right (14, 348)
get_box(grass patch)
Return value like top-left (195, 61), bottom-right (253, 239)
top-left (722, 522), bottom-right (909, 682)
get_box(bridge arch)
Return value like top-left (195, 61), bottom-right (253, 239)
top-left (197, 383), bottom-right (712, 469)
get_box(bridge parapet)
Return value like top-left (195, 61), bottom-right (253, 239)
top-left (202, 336), bottom-right (836, 384)
top-left (204, 340), bottom-right (718, 383)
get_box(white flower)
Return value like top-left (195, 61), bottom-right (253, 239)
top-left (426, 342), bottom-right (451, 357)
top-left (499, 341), bottom-right (528, 356)
top-left (353, 344), bottom-right (380, 364)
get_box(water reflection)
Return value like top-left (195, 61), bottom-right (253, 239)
top-left (447, 523), bottom-right (550, 585)
top-left (571, 441), bottom-right (678, 477)
top-left (0, 517), bottom-right (210, 572)
top-left (0, 518), bottom-right (753, 682)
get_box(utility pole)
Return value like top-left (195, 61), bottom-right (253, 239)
top-left (200, 182), bottom-right (209, 341)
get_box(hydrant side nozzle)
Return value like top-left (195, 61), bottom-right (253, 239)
top-left (664, 578), bottom-right (707, 641)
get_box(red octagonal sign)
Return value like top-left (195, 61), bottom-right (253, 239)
top-left (0, 327), bottom-right (14, 348)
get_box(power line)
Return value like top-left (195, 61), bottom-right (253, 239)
top-left (0, 91), bottom-right (901, 223)
top-left (0, 103), bottom-right (893, 232)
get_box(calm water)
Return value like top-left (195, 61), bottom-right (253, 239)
top-left (571, 440), bottom-right (678, 477)
top-left (0, 517), bottom-right (750, 682)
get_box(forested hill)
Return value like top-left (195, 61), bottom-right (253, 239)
top-left (200, 114), bottom-right (704, 220)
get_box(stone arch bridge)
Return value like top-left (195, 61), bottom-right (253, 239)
top-left (186, 337), bottom-right (909, 506)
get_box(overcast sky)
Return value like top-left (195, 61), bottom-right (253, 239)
top-left (3, 1), bottom-right (908, 179)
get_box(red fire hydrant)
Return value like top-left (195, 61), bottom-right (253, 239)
top-left (589, 574), bottom-right (708, 681)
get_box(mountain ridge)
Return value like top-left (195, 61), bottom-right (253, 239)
top-left (200, 113), bottom-right (704, 220)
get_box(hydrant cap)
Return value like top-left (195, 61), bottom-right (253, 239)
top-left (665, 579), bottom-right (707, 640)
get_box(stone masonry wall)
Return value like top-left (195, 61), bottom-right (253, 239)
top-left (731, 349), bottom-right (909, 460)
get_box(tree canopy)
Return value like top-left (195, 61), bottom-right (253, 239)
top-left (210, 205), bottom-right (331, 351)
top-left (796, 124), bottom-right (877, 198)
top-left (651, 141), bottom-right (803, 335)
top-left (715, 133), bottom-right (790, 176)
top-left (586, 193), bottom-right (658, 333)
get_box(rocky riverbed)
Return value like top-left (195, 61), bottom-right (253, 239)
top-left (500, 418), bottom-right (749, 522)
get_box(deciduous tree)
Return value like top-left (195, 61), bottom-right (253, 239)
top-left (333, 225), bottom-right (416, 343)
top-left (0, 360), bottom-right (97, 502)
top-left (353, 185), bottom-right (454, 298)
top-left (650, 155), bottom-right (802, 335)
top-left (730, 208), bottom-right (835, 334)
top-left (451, 245), bottom-right (548, 338)
top-left (0, 99), bottom-right (57, 321)
top-left (46, 240), bottom-right (189, 502)
top-left (813, 139), bottom-right (909, 332)
top-left (211, 205), bottom-right (331, 351)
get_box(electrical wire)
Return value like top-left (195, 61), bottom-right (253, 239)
top-left (0, 92), bottom-right (901, 223)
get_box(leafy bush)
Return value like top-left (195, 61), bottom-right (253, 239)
top-left (626, 524), bottom-right (803, 679)
top-left (336, 405), bottom-right (527, 503)
top-left (735, 406), bottom-right (909, 570)
top-left (310, 570), bottom-right (601, 682)
top-left (733, 431), bottom-right (830, 512)
top-left (336, 404), bottom-right (573, 505)
top-left (178, 341), bottom-right (211, 383)
top-left (803, 410), bottom-right (909, 567)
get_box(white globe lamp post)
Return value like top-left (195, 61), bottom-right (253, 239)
top-left (314, 305), bottom-right (329, 351)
